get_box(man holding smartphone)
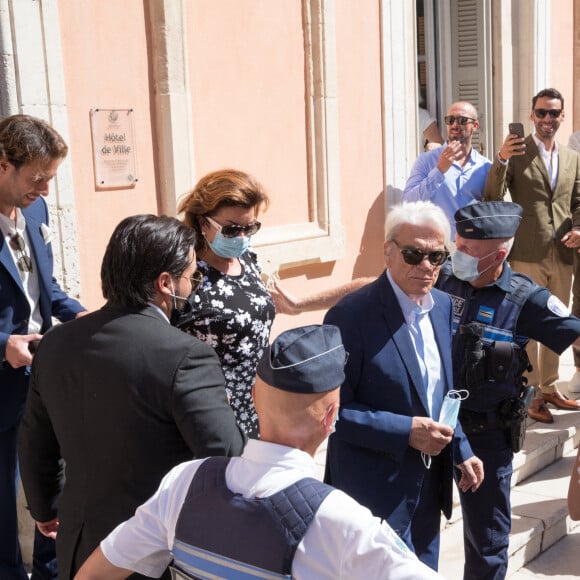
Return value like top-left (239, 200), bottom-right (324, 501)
top-left (484, 87), bottom-right (580, 423)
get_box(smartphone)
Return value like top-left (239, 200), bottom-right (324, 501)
top-left (508, 122), bottom-right (525, 139)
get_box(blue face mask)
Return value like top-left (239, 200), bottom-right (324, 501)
top-left (207, 231), bottom-right (251, 259)
top-left (451, 249), bottom-right (496, 282)
top-left (438, 389), bottom-right (469, 428)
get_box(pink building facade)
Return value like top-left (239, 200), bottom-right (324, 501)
top-left (1, 0), bottom-right (578, 337)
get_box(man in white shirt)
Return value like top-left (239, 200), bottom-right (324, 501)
top-left (75, 324), bottom-right (443, 580)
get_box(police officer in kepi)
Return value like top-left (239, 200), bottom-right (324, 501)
top-left (74, 325), bottom-right (442, 580)
top-left (436, 200), bottom-right (580, 580)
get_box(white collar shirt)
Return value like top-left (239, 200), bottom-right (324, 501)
top-left (532, 133), bottom-right (559, 191)
top-left (0, 209), bottom-right (42, 333)
top-left (148, 302), bottom-right (170, 323)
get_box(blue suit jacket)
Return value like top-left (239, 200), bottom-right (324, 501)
top-left (0, 197), bottom-right (84, 429)
top-left (324, 272), bottom-right (473, 533)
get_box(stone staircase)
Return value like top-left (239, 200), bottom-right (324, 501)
top-left (439, 348), bottom-right (580, 578)
top-left (313, 347), bottom-right (580, 578)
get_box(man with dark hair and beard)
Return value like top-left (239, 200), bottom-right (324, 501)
top-left (485, 87), bottom-right (580, 423)
top-left (18, 214), bottom-right (245, 579)
top-left (403, 101), bottom-right (492, 242)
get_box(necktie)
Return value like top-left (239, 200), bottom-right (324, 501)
top-left (411, 308), bottom-right (444, 421)
top-left (411, 309), bottom-right (428, 392)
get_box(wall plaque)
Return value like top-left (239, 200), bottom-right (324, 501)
top-left (90, 108), bottom-right (138, 188)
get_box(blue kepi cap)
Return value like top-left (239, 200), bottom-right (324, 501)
top-left (257, 324), bottom-right (346, 394)
top-left (455, 201), bottom-right (523, 239)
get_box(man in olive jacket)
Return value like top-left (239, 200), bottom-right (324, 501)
top-left (484, 87), bottom-right (580, 423)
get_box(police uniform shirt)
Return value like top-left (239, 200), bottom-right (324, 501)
top-left (466, 263), bottom-right (580, 353)
top-left (100, 440), bottom-right (441, 580)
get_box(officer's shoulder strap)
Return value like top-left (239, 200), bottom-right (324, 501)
top-left (506, 271), bottom-right (536, 307)
top-left (186, 456), bottom-right (230, 494)
top-left (268, 477), bottom-right (334, 547)
top-left (437, 259), bottom-right (453, 287)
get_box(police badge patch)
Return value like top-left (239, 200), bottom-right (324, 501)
top-left (547, 295), bottom-right (570, 317)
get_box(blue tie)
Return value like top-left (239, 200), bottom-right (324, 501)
top-left (412, 308), bottom-right (444, 421)
top-left (411, 309), bottom-right (429, 392)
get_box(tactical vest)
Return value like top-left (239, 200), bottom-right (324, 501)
top-left (171, 456), bottom-right (333, 579)
top-left (438, 262), bottom-right (535, 413)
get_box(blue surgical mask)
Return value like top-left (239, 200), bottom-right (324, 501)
top-left (207, 231), bottom-right (251, 259)
top-left (451, 249), bottom-right (496, 282)
top-left (439, 389), bottom-right (469, 428)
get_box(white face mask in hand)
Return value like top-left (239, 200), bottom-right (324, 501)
top-left (439, 389), bottom-right (470, 429)
top-left (422, 389), bottom-right (469, 470)
top-left (421, 389), bottom-right (469, 469)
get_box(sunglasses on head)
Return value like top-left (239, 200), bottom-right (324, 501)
top-left (444, 115), bottom-right (476, 126)
top-left (533, 109), bottom-right (562, 119)
top-left (204, 215), bottom-right (261, 238)
top-left (392, 240), bottom-right (449, 267)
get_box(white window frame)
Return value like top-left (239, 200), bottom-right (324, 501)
top-left (152, 0), bottom-right (344, 277)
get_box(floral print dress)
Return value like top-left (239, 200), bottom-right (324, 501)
top-left (179, 250), bottom-right (275, 437)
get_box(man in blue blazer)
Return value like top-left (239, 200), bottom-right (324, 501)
top-left (325, 201), bottom-right (483, 571)
top-left (0, 115), bottom-right (86, 579)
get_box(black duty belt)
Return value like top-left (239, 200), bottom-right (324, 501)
top-left (459, 407), bottom-right (507, 434)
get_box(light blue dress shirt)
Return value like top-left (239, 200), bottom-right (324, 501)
top-left (386, 271), bottom-right (444, 420)
top-left (402, 143), bottom-right (492, 239)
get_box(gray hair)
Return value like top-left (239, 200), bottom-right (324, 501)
top-left (499, 237), bottom-right (514, 255)
top-left (385, 201), bottom-right (451, 248)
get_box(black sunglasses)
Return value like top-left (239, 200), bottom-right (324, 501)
top-left (392, 240), bottom-right (449, 267)
top-left (533, 109), bottom-right (562, 119)
top-left (204, 215), bottom-right (261, 238)
top-left (444, 115), bottom-right (476, 126)
top-left (9, 232), bottom-right (33, 272)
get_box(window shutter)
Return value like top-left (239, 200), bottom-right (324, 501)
top-left (449, 0), bottom-right (492, 156)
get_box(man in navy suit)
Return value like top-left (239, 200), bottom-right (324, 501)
top-left (0, 115), bottom-right (86, 579)
top-left (324, 200), bottom-right (484, 571)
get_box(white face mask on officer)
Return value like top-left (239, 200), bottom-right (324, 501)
top-left (451, 248), bottom-right (497, 282)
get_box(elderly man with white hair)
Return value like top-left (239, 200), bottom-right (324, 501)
top-left (325, 201), bottom-right (483, 572)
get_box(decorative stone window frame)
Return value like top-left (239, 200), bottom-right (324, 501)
top-left (150, 0), bottom-right (344, 279)
top-left (0, 0), bottom-right (82, 298)
top-left (380, 0), bottom-right (419, 208)
top-left (251, 0), bottom-right (344, 277)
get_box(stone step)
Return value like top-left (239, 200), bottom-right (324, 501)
top-left (439, 403), bottom-right (580, 579)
